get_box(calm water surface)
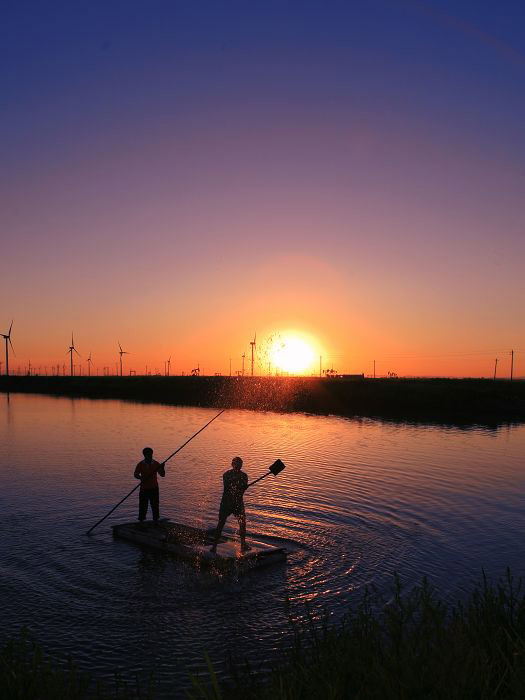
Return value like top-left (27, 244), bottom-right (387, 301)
top-left (1, 393), bottom-right (524, 695)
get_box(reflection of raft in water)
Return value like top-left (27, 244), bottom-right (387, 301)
top-left (112, 519), bottom-right (287, 571)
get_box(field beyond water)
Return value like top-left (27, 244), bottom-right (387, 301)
top-left (1, 375), bottom-right (524, 425)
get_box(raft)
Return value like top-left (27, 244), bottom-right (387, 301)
top-left (111, 519), bottom-right (287, 571)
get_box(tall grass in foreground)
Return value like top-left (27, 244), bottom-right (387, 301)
top-left (0, 631), bottom-right (154, 700)
top-left (189, 570), bottom-right (525, 699)
top-left (3, 572), bottom-right (525, 699)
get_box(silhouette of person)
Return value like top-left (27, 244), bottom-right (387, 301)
top-left (134, 447), bottom-right (165, 526)
top-left (210, 457), bottom-right (251, 553)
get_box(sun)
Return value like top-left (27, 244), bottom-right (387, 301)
top-left (269, 333), bottom-right (315, 375)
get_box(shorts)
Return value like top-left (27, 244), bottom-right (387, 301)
top-left (219, 499), bottom-right (245, 519)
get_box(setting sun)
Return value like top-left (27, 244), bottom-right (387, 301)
top-left (269, 334), bottom-right (315, 375)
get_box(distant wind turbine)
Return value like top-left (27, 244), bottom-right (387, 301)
top-left (1, 321), bottom-right (15, 376)
top-left (87, 352), bottom-right (93, 377)
top-left (118, 341), bottom-right (129, 376)
top-left (167, 356), bottom-right (171, 377)
top-left (67, 332), bottom-right (80, 376)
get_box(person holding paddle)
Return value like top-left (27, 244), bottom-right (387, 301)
top-left (134, 447), bottom-right (165, 526)
top-left (210, 456), bottom-right (251, 554)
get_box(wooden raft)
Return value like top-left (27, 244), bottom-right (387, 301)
top-left (111, 519), bottom-right (287, 571)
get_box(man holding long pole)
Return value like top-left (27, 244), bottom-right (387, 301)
top-left (134, 447), bottom-right (165, 527)
top-left (85, 409), bottom-right (225, 536)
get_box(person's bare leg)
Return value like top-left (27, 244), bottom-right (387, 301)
top-left (210, 515), bottom-right (227, 552)
top-left (239, 514), bottom-right (251, 552)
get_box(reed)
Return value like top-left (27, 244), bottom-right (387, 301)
top-left (4, 571), bottom-right (525, 699)
top-left (0, 630), bottom-right (152, 700)
top-left (189, 570), bottom-right (525, 699)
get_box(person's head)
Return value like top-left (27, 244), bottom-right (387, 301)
top-left (143, 447), bottom-right (153, 462)
top-left (231, 456), bottom-right (243, 471)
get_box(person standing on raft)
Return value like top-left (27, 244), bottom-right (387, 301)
top-left (134, 447), bottom-right (165, 525)
top-left (211, 456), bottom-right (251, 553)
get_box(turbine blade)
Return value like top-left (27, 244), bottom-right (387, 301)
top-left (74, 348), bottom-right (81, 357)
top-left (8, 337), bottom-right (15, 356)
top-left (118, 341), bottom-right (123, 352)
top-left (8, 320), bottom-right (13, 337)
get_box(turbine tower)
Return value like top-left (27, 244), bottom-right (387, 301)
top-left (167, 356), bottom-right (171, 377)
top-left (1, 321), bottom-right (14, 376)
top-left (250, 332), bottom-right (256, 377)
top-left (242, 352), bottom-right (245, 376)
top-left (118, 341), bottom-right (129, 376)
top-left (67, 333), bottom-right (80, 376)
top-left (87, 352), bottom-right (93, 377)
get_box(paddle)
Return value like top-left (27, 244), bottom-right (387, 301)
top-left (85, 409), bottom-right (226, 535)
top-left (246, 459), bottom-right (285, 489)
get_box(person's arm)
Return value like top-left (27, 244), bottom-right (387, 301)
top-left (241, 472), bottom-right (249, 493)
top-left (134, 463), bottom-right (142, 480)
top-left (158, 461), bottom-right (166, 478)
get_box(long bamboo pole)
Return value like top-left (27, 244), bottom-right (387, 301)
top-left (85, 409), bottom-right (226, 535)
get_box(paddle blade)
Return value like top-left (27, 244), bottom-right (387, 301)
top-left (269, 459), bottom-right (285, 476)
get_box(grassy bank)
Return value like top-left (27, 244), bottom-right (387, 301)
top-left (190, 571), bottom-right (525, 699)
top-left (4, 572), bottom-right (525, 699)
top-left (0, 631), bottom-right (153, 699)
top-left (1, 375), bottom-right (525, 426)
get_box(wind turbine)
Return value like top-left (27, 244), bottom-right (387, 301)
top-left (250, 332), bottom-right (257, 377)
top-left (87, 352), bottom-right (93, 377)
top-left (242, 352), bottom-right (245, 376)
top-left (118, 341), bottom-right (129, 376)
top-left (67, 332), bottom-right (80, 376)
top-left (1, 321), bottom-right (15, 376)
top-left (166, 356), bottom-right (171, 377)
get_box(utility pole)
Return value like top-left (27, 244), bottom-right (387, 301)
top-left (510, 350), bottom-right (514, 381)
top-left (373, 360), bottom-right (376, 379)
top-left (229, 358), bottom-right (232, 377)
top-left (494, 358), bottom-right (498, 381)
top-left (250, 333), bottom-right (256, 377)
top-left (319, 355), bottom-right (322, 378)
top-left (242, 352), bottom-right (245, 376)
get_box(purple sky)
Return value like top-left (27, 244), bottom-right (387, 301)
top-left (2, 1), bottom-right (524, 376)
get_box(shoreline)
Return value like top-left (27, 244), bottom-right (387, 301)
top-left (4, 570), bottom-right (525, 699)
top-left (1, 375), bottom-right (524, 427)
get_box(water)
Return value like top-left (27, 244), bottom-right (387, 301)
top-left (1, 393), bottom-right (525, 695)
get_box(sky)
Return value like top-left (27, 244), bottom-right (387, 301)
top-left (1, 0), bottom-right (524, 377)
